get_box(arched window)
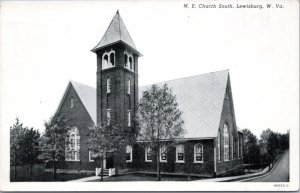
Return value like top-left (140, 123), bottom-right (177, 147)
top-left (217, 131), bottom-right (221, 162)
top-left (65, 127), bottom-right (80, 161)
top-left (160, 145), bottom-right (167, 162)
top-left (194, 144), bottom-right (204, 163)
top-left (124, 51), bottom-right (134, 72)
top-left (145, 146), bottom-right (152, 162)
top-left (102, 54), bottom-right (108, 69)
top-left (240, 135), bottom-right (243, 158)
top-left (126, 145), bottom-right (132, 162)
top-left (223, 123), bottom-right (229, 161)
top-left (102, 50), bottom-right (115, 69)
top-left (129, 56), bottom-right (133, 70)
top-left (110, 52), bottom-right (115, 66)
top-left (176, 144), bottom-right (185, 162)
top-left (70, 97), bottom-right (74, 108)
top-left (124, 54), bottom-right (128, 67)
top-left (230, 134), bottom-right (233, 160)
top-left (237, 134), bottom-right (240, 158)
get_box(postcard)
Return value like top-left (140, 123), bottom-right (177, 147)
top-left (0, 0), bottom-right (298, 191)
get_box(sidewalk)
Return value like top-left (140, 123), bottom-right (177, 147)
top-left (68, 175), bottom-right (108, 182)
top-left (197, 151), bottom-right (286, 182)
top-left (197, 166), bottom-right (270, 182)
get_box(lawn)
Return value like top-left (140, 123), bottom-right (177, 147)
top-left (10, 164), bottom-right (93, 182)
top-left (88, 173), bottom-right (204, 182)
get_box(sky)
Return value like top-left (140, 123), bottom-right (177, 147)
top-left (0, 0), bottom-right (298, 138)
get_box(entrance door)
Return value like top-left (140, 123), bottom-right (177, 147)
top-left (105, 152), bottom-right (114, 169)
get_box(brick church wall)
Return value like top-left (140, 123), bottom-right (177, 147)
top-left (56, 84), bottom-right (95, 164)
top-left (215, 79), bottom-right (244, 176)
top-left (132, 139), bottom-right (215, 176)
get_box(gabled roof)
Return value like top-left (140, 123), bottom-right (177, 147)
top-left (59, 70), bottom-right (231, 139)
top-left (91, 11), bottom-right (141, 55)
top-left (139, 70), bottom-right (229, 138)
top-left (71, 81), bottom-right (97, 124)
top-left (55, 81), bottom-right (96, 124)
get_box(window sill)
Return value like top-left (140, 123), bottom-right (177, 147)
top-left (126, 160), bottom-right (132, 163)
top-left (65, 160), bottom-right (80, 162)
top-left (89, 160), bottom-right (94, 162)
top-left (160, 160), bottom-right (167, 163)
top-left (145, 160), bottom-right (152, 162)
top-left (124, 67), bottom-right (135, 73)
top-left (193, 161), bottom-right (204, 163)
top-left (102, 66), bottom-right (115, 71)
top-left (175, 161), bottom-right (185, 163)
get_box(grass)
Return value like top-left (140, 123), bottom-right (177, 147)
top-left (88, 173), bottom-right (204, 182)
top-left (10, 164), bottom-right (93, 182)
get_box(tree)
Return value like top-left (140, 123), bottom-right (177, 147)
top-left (22, 127), bottom-right (41, 180)
top-left (10, 118), bottom-right (26, 180)
top-left (259, 128), bottom-right (273, 164)
top-left (242, 128), bottom-right (260, 164)
top-left (39, 115), bottom-right (70, 180)
top-left (88, 124), bottom-right (128, 181)
top-left (138, 84), bottom-right (185, 181)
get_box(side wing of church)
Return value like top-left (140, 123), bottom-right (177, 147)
top-left (51, 11), bottom-right (244, 178)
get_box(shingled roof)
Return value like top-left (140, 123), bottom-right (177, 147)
top-left (91, 11), bottom-right (140, 55)
top-left (70, 81), bottom-right (97, 124)
top-left (139, 70), bottom-right (229, 139)
top-left (58, 70), bottom-right (230, 139)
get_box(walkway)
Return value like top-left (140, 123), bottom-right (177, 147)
top-left (244, 150), bottom-right (289, 182)
top-left (68, 175), bottom-right (108, 182)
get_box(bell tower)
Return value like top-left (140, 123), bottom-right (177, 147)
top-left (91, 11), bottom-right (141, 134)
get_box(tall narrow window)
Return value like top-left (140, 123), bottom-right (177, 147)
top-left (194, 144), bottom-right (204, 163)
top-left (145, 146), bottom-right (152, 162)
top-left (70, 97), bottom-right (74, 108)
top-left (240, 136), bottom-right (243, 158)
top-left (218, 131), bottom-right (221, 162)
top-left (65, 127), bottom-right (80, 161)
top-left (106, 109), bottom-right (111, 125)
top-left (223, 124), bottom-right (229, 161)
top-left (127, 111), bottom-right (131, 127)
top-left (124, 54), bottom-right (128, 67)
top-left (89, 150), bottom-right (95, 162)
top-left (106, 78), bottom-right (111, 93)
top-left (110, 52), bottom-right (115, 66)
top-left (176, 144), bottom-right (184, 162)
top-left (127, 79), bottom-right (131, 94)
top-left (129, 56), bottom-right (133, 70)
top-left (160, 146), bottom-right (167, 162)
top-left (237, 135), bottom-right (240, 158)
top-left (126, 145), bottom-right (132, 162)
top-left (230, 134), bottom-right (233, 160)
top-left (103, 54), bottom-right (108, 69)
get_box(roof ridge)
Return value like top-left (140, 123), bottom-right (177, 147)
top-left (70, 80), bottom-right (95, 89)
top-left (140, 69), bottom-right (229, 87)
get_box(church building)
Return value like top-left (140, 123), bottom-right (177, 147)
top-left (51, 11), bottom-right (244, 177)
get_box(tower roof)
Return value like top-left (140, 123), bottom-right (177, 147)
top-left (92, 11), bottom-right (141, 55)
